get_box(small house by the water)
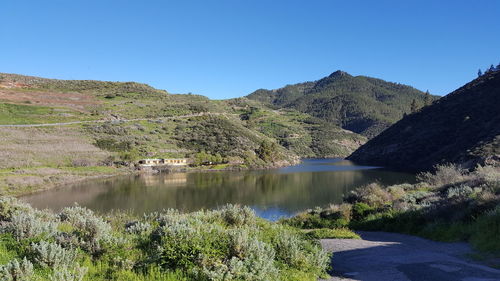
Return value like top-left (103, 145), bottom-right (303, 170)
top-left (138, 158), bottom-right (188, 167)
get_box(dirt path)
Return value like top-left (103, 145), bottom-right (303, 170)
top-left (320, 231), bottom-right (500, 281)
top-left (0, 112), bottom-right (235, 127)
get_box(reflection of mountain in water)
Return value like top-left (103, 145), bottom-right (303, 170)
top-left (22, 159), bottom-right (414, 219)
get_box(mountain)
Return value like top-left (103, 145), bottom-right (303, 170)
top-left (247, 71), bottom-right (437, 138)
top-left (348, 71), bottom-right (500, 172)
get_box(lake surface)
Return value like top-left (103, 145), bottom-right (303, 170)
top-left (22, 159), bottom-right (415, 220)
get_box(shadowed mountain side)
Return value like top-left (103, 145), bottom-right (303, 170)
top-left (348, 71), bottom-right (500, 172)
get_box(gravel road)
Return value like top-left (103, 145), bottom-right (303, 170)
top-left (320, 231), bottom-right (500, 281)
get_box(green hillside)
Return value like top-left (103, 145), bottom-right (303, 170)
top-left (348, 70), bottom-right (500, 171)
top-left (0, 72), bottom-right (366, 195)
top-left (247, 70), bottom-right (437, 137)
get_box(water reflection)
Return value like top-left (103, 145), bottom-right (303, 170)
top-left (22, 159), bottom-right (414, 220)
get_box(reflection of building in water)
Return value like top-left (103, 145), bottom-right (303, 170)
top-left (141, 173), bottom-right (187, 186)
top-left (138, 158), bottom-right (188, 166)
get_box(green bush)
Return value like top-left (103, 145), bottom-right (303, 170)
top-left (351, 202), bottom-right (374, 220)
top-left (305, 228), bottom-right (360, 239)
top-left (470, 205), bottom-right (500, 252)
top-left (57, 206), bottom-right (113, 255)
top-left (0, 197), bottom-right (32, 221)
top-left (2, 212), bottom-right (58, 241)
top-left (0, 257), bottom-right (34, 281)
top-left (30, 241), bottom-right (78, 269)
top-left (0, 198), bottom-right (330, 281)
top-left (51, 264), bottom-right (87, 281)
top-left (219, 204), bottom-right (256, 227)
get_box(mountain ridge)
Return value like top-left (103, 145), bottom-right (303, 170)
top-left (246, 71), bottom-right (438, 138)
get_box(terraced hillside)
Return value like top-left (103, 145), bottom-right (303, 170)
top-left (0, 73), bottom-right (365, 195)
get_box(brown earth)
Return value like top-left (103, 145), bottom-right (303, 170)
top-left (0, 85), bottom-right (99, 112)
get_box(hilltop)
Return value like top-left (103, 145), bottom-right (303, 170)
top-left (348, 70), bottom-right (500, 171)
top-left (247, 71), bottom-right (437, 138)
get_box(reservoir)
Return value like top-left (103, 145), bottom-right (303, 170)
top-left (22, 159), bottom-right (414, 220)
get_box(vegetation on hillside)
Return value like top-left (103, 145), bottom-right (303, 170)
top-left (226, 98), bottom-right (366, 158)
top-left (348, 70), bottom-right (500, 171)
top-left (0, 73), bottom-right (305, 195)
top-left (246, 71), bottom-right (437, 138)
top-left (0, 71), bottom-right (399, 194)
top-left (283, 164), bottom-right (500, 260)
top-left (0, 200), bottom-right (329, 281)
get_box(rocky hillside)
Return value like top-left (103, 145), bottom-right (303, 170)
top-left (247, 71), bottom-right (437, 138)
top-left (348, 71), bottom-right (500, 171)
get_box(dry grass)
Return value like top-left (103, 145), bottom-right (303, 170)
top-left (0, 126), bottom-right (117, 195)
top-left (0, 127), bottom-right (109, 169)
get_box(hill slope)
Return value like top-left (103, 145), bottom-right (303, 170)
top-left (348, 71), bottom-right (500, 171)
top-left (0, 72), bottom-right (365, 194)
top-left (247, 71), bottom-right (436, 137)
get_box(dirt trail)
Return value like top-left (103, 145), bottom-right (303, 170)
top-left (0, 112), bottom-right (235, 127)
top-left (320, 231), bottom-right (500, 281)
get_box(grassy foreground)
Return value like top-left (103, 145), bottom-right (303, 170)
top-left (0, 200), bottom-right (330, 281)
top-left (283, 164), bottom-right (500, 259)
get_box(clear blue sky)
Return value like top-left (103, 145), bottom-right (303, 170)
top-left (1, 0), bottom-right (499, 99)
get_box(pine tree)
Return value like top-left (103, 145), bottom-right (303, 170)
top-left (496, 63), bottom-right (500, 71)
top-left (488, 64), bottom-right (495, 72)
top-left (478, 69), bottom-right (483, 77)
top-left (424, 90), bottom-right (433, 106)
top-left (410, 99), bottom-right (419, 113)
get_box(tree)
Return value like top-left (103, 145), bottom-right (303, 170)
top-left (214, 153), bottom-right (223, 164)
top-left (194, 150), bottom-right (210, 166)
top-left (497, 63), bottom-right (500, 71)
top-left (478, 69), bottom-right (483, 77)
top-left (410, 99), bottom-right (419, 113)
top-left (424, 90), bottom-right (433, 106)
top-left (256, 141), bottom-right (277, 162)
top-left (488, 64), bottom-right (495, 73)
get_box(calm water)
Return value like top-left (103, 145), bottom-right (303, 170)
top-left (22, 159), bottom-right (414, 220)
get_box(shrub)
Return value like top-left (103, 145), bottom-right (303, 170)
top-left (319, 204), bottom-right (352, 222)
top-left (150, 218), bottom-right (230, 270)
top-left (273, 228), bottom-right (329, 274)
top-left (401, 191), bottom-right (433, 207)
top-left (0, 197), bottom-right (32, 221)
top-left (125, 221), bottom-right (152, 235)
top-left (218, 204), bottom-right (255, 226)
top-left (281, 211), bottom-right (348, 229)
top-left (57, 206), bottom-right (112, 254)
top-left (1, 212), bottom-right (57, 241)
top-left (473, 165), bottom-right (500, 193)
top-left (200, 229), bottom-right (278, 281)
top-left (274, 231), bottom-right (306, 268)
top-left (30, 241), bottom-right (77, 268)
top-left (346, 183), bottom-right (391, 208)
top-left (305, 228), bottom-right (360, 239)
top-left (351, 202), bottom-right (374, 220)
top-left (446, 185), bottom-right (474, 199)
top-left (470, 205), bottom-right (500, 252)
top-left (51, 264), bottom-right (87, 281)
top-left (0, 257), bottom-right (34, 281)
top-left (417, 164), bottom-right (466, 187)
top-left (387, 185), bottom-right (407, 200)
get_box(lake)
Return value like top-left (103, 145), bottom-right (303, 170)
top-left (22, 159), bottom-right (415, 220)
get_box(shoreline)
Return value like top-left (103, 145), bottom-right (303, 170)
top-left (9, 158), bottom-right (302, 198)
